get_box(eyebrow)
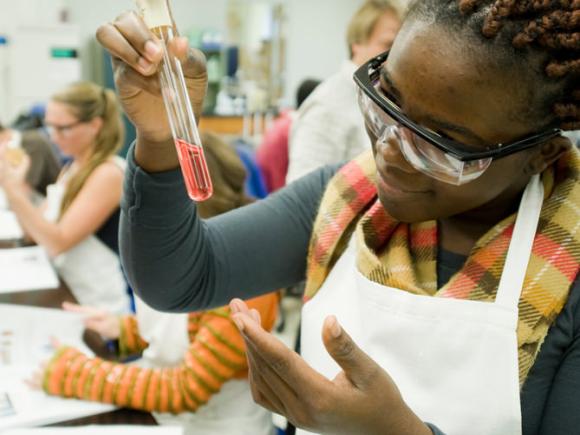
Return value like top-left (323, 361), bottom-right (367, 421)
top-left (380, 68), bottom-right (485, 145)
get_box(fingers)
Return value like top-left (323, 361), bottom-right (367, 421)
top-left (112, 58), bottom-right (161, 96)
top-left (181, 47), bottom-right (207, 81)
top-left (25, 362), bottom-right (48, 390)
top-left (232, 308), bottom-right (331, 398)
top-left (62, 301), bottom-right (87, 313)
top-left (50, 336), bottom-right (62, 350)
top-left (322, 315), bottom-right (378, 389)
top-left (96, 11), bottom-right (162, 76)
top-left (168, 37), bottom-right (188, 62)
top-left (245, 342), bottom-right (287, 415)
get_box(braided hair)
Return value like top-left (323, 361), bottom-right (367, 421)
top-left (408, 0), bottom-right (580, 131)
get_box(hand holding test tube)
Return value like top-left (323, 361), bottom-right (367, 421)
top-left (135, 0), bottom-right (213, 201)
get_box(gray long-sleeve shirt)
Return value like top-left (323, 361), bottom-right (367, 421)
top-left (120, 144), bottom-right (580, 435)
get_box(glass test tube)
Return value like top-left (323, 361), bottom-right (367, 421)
top-left (152, 24), bottom-right (213, 202)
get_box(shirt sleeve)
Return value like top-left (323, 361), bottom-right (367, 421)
top-left (286, 104), bottom-right (352, 183)
top-left (42, 293), bottom-right (279, 414)
top-left (532, 277), bottom-right (580, 434)
top-left (120, 142), bottom-right (341, 313)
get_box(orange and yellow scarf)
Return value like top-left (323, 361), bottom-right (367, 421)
top-left (305, 148), bottom-right (580, 386)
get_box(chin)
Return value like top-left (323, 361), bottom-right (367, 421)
top-left (377, 192), bottom-right (435, 223)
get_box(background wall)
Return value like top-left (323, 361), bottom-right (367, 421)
top-left (1, 0), bottom-right (365, 109)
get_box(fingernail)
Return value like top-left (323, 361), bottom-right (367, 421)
top-left (232, 315), bottom-right (244, 332)
top-left (138, 57), bottom-right (152, 73)
top-left (229, 300), bottom-right (240, 314)
top-left (145, 40), bottom-right (161, 58)
top-left (330, 317), bottom-right (342, 338)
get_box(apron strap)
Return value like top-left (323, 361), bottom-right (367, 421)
top-left (495, 174), bottom-right (544, 311)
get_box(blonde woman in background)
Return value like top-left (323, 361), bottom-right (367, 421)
top-left (0, 81), bottom-right (130, 313)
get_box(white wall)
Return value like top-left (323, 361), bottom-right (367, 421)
top-left (63, 0), bottom-right (229, 81)
top-left (284, 0), bottom-right (364, 104)
top-left (1, 0), bottom-right (369, 113)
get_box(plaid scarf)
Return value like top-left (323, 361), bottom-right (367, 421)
top-left (305, 148), bottom-right (580, 386)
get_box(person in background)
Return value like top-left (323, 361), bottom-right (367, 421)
top-left (0, 121), bottom-right (61, 195)
top-left (285, 0), bottom-right (402, 182)
top-left (256, 79), bottom-right (321, 193)
top-left (0, 81), bottom-right (130, 313)
top-left (30, 131), bottom-right (279, 435)
top-left (99, 0), bottom-right (579, 433)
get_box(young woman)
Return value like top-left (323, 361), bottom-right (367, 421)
top-left (0, 82), bottom-right (130, 313)
top-left (97, 1), bottom-right (579, 434)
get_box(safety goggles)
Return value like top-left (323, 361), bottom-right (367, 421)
top-left (353, 51), bottom-right (562, 185)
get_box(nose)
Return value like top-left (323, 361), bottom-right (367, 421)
top-left (375, 125), bottom-right (418, 175)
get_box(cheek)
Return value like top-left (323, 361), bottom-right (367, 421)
top-left (420, 156), bottom-right (528, 219)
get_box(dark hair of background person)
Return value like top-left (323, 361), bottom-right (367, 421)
top-left (407, 0), bottom-right (579, 132)
top-left (197, 131), bottom-right (254, 218)
top-left (296, 79), bottom-right (322, 109)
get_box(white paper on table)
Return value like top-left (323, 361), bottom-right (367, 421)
top-left (2, 425), bottom-right (184, 435)
top-left (0, 211), bottom-right (24, 240)
top-left (0, 188), bottom-right (8, 210)
top-left (0, 304), bottom-right (94, 365)
top-left (0, 247), bottom-right (59, 293)
top-left (0, 304), bottom-right (116, 430)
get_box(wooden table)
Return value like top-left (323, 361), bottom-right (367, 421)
top-left (0, 280), bottom-right (157, 427)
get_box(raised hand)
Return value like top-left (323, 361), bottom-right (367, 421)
top-left (0, 148), bottom-right (30, 190)
top-left (95, 10), bottom-right (207, 171)
top-left (229, 299), bottom-right (431, 435)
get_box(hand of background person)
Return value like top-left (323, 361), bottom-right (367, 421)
top-left (0, 147), bottom-right (30, 191)
top-left (230, 299), bottom-right (432, 435)
top-left (25, 337), bottom-right (61, 390)
top-left (62, 302), bottom-right (121, 340)
top-left (95, 10), bottom-right (207, 172)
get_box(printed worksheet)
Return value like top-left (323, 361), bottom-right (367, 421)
top-left (0, 247), bottom-right (59, 293)
top-left (0, 211), bottom-right (24, 240)
top-left (0, 188), bottom-right (8, 210)
top-left (0, 304), bottom-right (115, 430)
top-left (2, 426), bottom-right (183, 434)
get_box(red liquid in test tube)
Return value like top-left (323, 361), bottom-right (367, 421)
top-left (175, 138), bottom-right (213, 201)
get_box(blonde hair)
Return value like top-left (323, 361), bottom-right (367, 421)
top-left (51, 81), bottom-right (125, 215)
top-left (196, 131), bottom-right (252, 218)
top-left (346, 0), bottom-right (402, 58)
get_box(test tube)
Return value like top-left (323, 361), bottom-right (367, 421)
top-left (136, 0), bottom-right (213, 201)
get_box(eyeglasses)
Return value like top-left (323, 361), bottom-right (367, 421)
top-left (353, 51), bottom-right (562, 185)
top-left (44, 120), bottom-right (85, 136)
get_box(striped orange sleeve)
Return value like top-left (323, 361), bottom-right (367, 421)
top-left (42, 292), bottom-right (279, 414)
top-left (118, 314), bottom-right (149, 358)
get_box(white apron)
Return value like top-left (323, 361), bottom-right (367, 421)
top-left (134, 297), bottom-right (275, 435)
top-left (43, 157), bottom-right (130, 313)
top-left (299, 175), bottom-right (544, 435)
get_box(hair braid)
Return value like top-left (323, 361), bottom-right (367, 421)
top-left (482, 0), bottom-right (517, 37)
top-left (458, 0), bottom-right (480, 13)
top-left (459, 0), bottom-right (580, 131)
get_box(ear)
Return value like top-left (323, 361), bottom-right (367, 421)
top-left (525, 136), bottom-right (572, 175)
top-left (351, 43), bottom-right (364, 64)
top-left (89, 117), bottom-right (104, 135)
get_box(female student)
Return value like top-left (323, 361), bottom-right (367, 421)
top-left (97, 1), bottom-right (579, 433)
top-left (0, 82), bottom-right (130, 312)
top-left (30, 132), bottom-right (279, 435)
